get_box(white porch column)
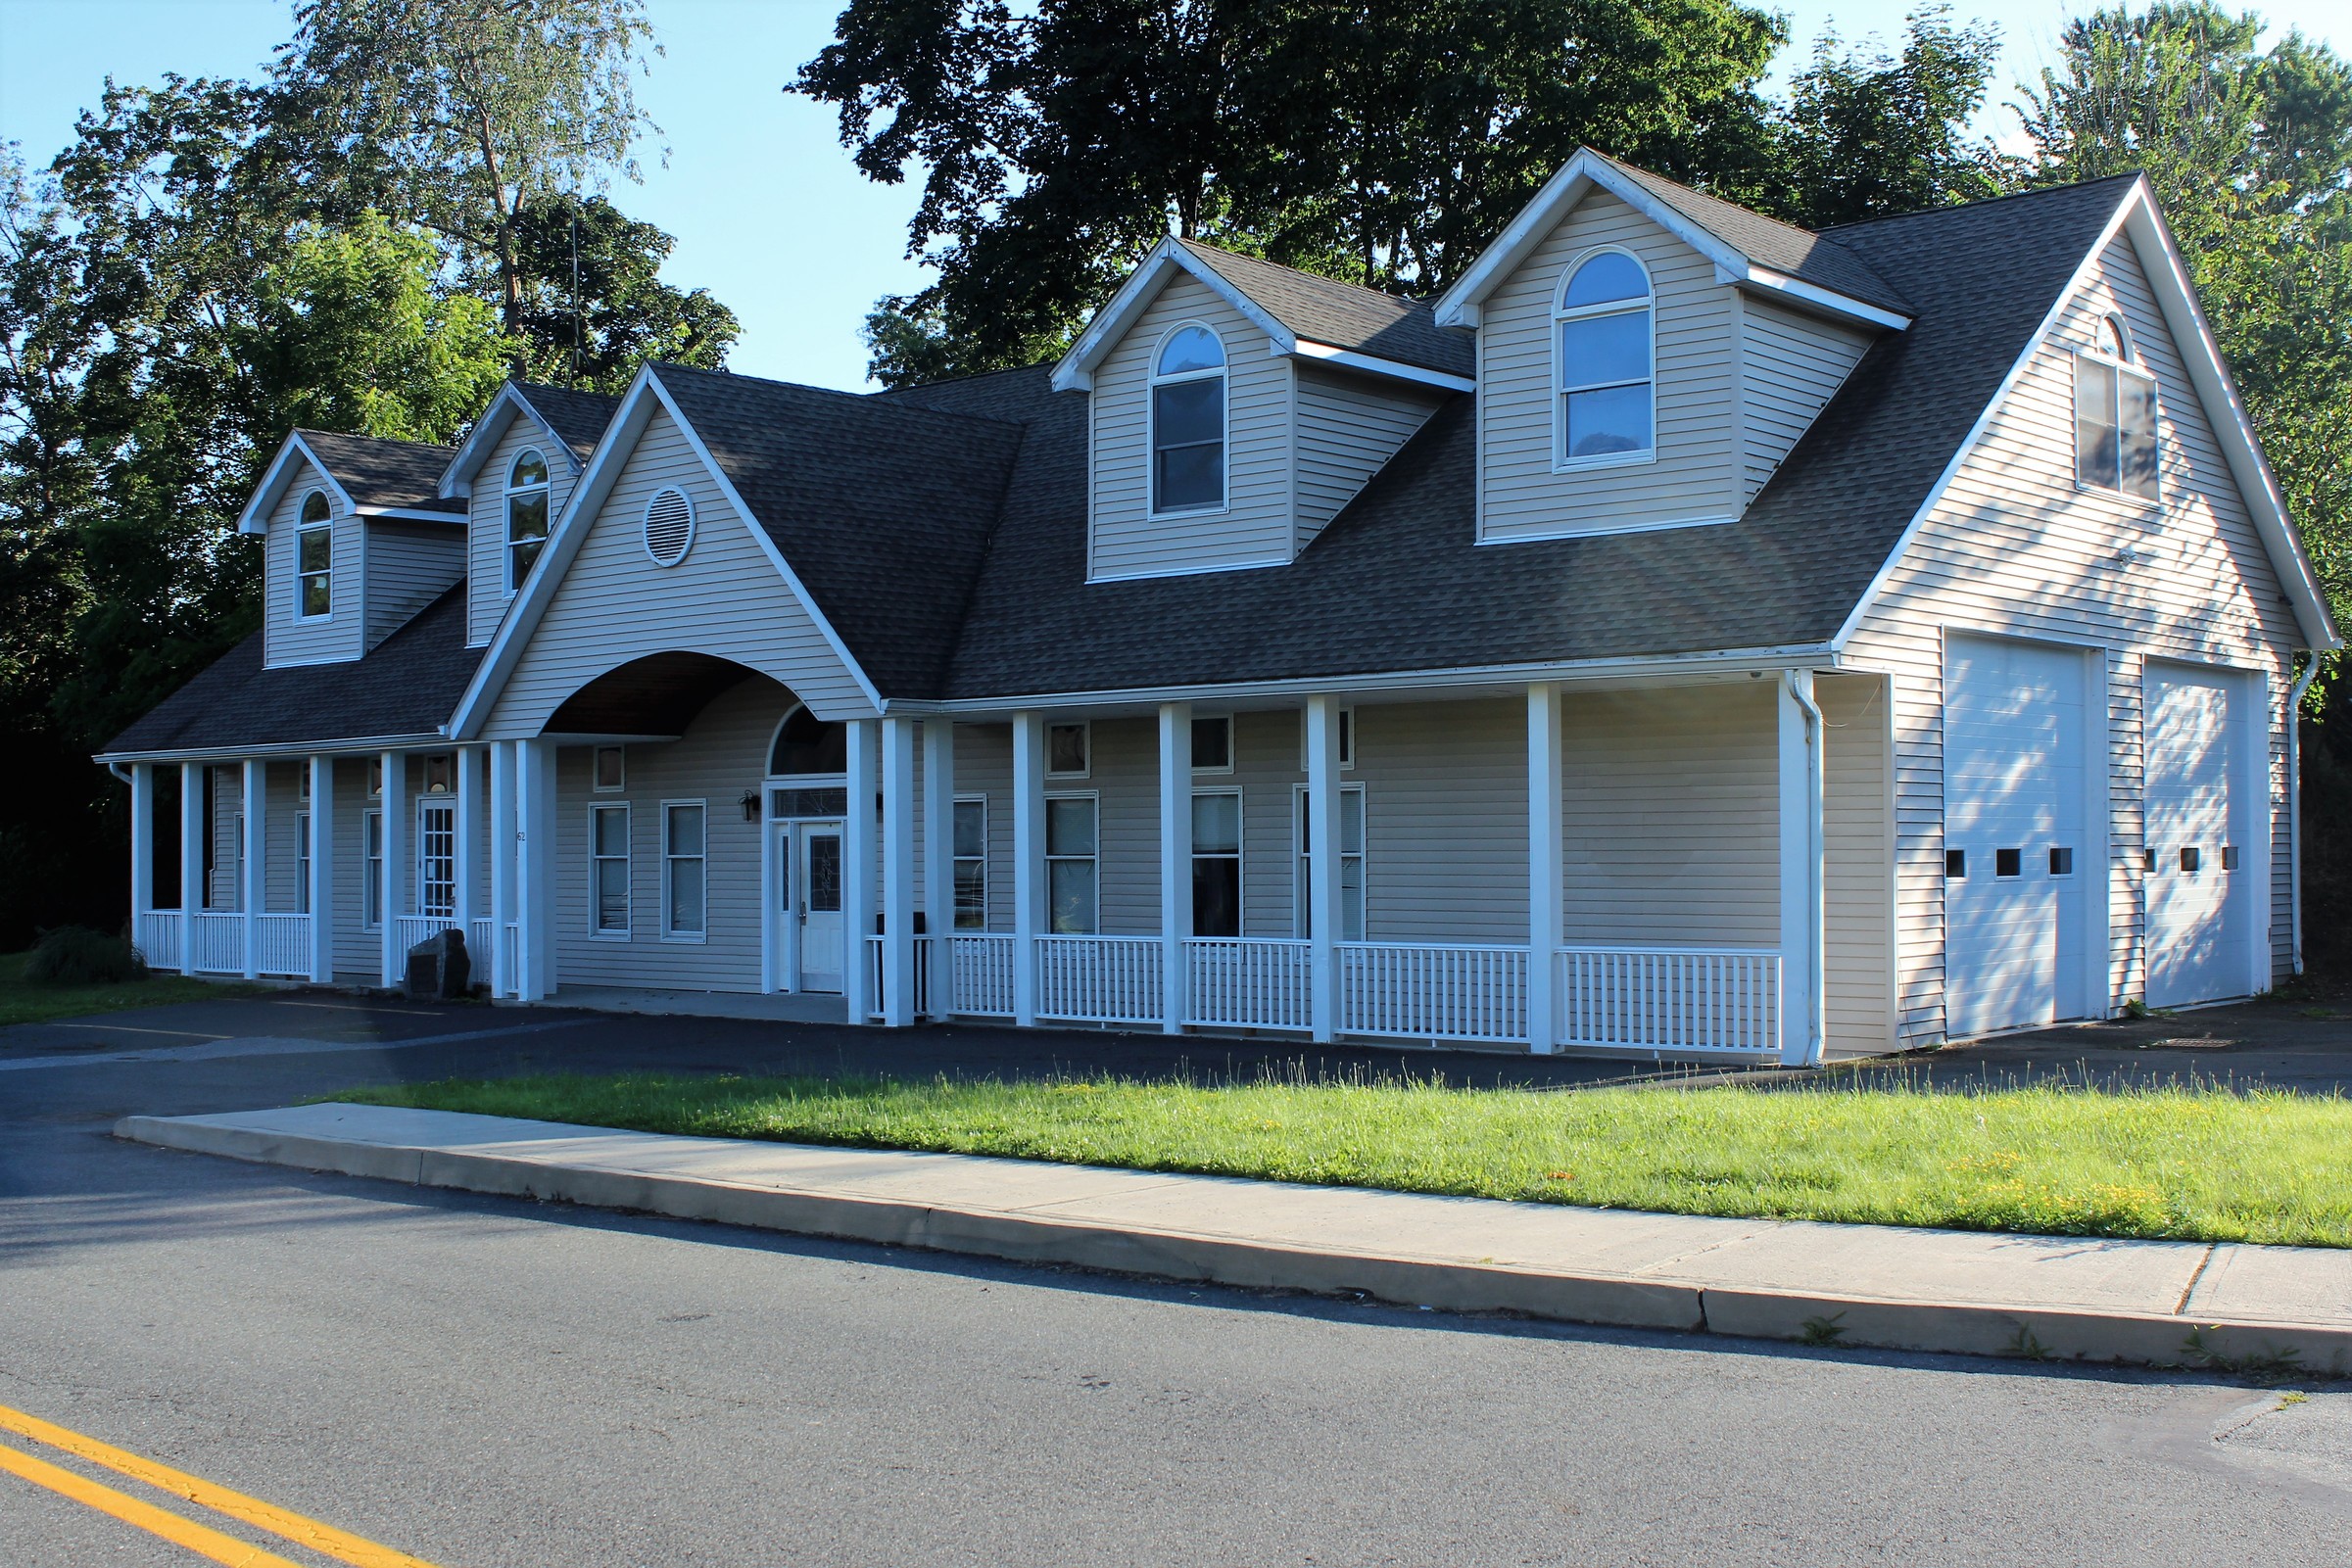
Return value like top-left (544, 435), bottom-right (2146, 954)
top-left (489, 740), bottom-right (516, 999)
top-left (842, 718), bottom-right (880, 1025)
top-left (1158, 701), bottom-right (1192, 1034)
top-left (309, 757), bottom-right (335, 983)
top-left (923, 719), bottom-right (956, 1021)
top-left (1778, 671), bottom-right (1826, 1067)
top-left (1305, 695), bottom-right (1343, 1043)
top-left (455, 744), bottom-right (482, 939)
top-left (127, 764), bottom-right (154, 928)
top-left (881, 715), bottom-right (918, 1027)
top-left (515, 739), bottom-right (555, 1001)
top-left (379, 749), bottom-right (408, 985)
top-left (241, 758), bottom-right (264, 978)
top-left (1526, 682), bottom-right (1564, 1055)
top-left (1011, 711), bottom-right (1044, 1027)
top-left (178, 762), bottom-right (204, 975)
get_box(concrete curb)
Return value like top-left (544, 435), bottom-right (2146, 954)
top-left (116, 1113), bottom-right (2352, 1375)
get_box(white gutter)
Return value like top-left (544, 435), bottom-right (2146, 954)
top-left (2290, 656), bottom-right (2320, 975)
top-left (1784, 670), bottom-right (1827, 1067)
top-left (93, 732), bottom-right (452, 767)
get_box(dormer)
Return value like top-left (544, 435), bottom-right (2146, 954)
top-left (1055, 240), bottom-right (1471, 582)
top-left (238, 430), bottom-right (465, 668)
top-left (440, 381), bottom-right (622, 645)
top-left (1434, 149), bottom-right (1913, 543)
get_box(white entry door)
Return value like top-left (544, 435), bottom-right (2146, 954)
top-left (2145, 665), bottom-right (2247, 1008)
top-left (1944, 636), bottom-right (2092, 1038)
top-left (792, 823), bottom-right (844, 993)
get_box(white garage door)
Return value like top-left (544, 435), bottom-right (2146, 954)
top-left (1944, 637), bottom-right (2091, 1038)
top-left (2144, 664), bottom-right (2251, 1008)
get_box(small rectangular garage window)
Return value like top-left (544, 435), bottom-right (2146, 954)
top-left (1995, 848), bottom-right (2022, 878)
top-left (2049, 847), bottom-right (2073, 877)
top-left (1944, 849), bottom-right (1965, 879)
top-left (2180, 846), bottom-right (2200, 873)
top-left (2221, 845), bottom-right (2239, 871)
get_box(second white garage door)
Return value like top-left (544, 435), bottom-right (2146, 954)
top-left (2144, 663), bottom-right (2253, 1009)
top-left (1944, 636), bottom-right (2093, 1038)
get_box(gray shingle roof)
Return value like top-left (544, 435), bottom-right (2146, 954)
top-left (296, 429), bottom-right (463, 515)
top-left (101, 586), bottom-right (479, 754)
top-left (512, 382), bottom-right (621, 465)
top-left (1175, 240), bottom-right (1475, 378)
top-left (1597, 154), bottom-right (1913, 316)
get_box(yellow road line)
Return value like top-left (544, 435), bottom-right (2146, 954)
top-left (0, 1438), bottom-right (307, 1567)
top-left (0, 1403), bottom-right (442, 1568)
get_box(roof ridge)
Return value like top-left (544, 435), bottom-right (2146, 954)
top-left (293, 427), bottom-right (456, 454)
top-left (1816, 171), bottom-right (2143, 235)
top-left (650, 360), bottom-right (1035, 434)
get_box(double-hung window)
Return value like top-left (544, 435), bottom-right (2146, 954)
top-left (591, 803), bottom-right (631, 936)
top-left (1294, 786), bottom-right (1366, 940)
top-left (663, 802), bottom-right (706, 939)
top-left (1555, 251), bottom-right (1655, 466)
top-left (295, 491), bottom-right (332, 619)
top-left (362, 810), bottom-right (384, 929)
top-left (1191, 790), bottom-right (1242, 936)
top-left (1149, 324), bottom-right (1226, 513)
top-left (2075, 314), bottom-right (2159, 500)
top-left (952, 797), bottom-right (987, 929)
top-left (504, 449), bottom-right (552, 593)
top-left (1045, 795), bottom-right (1097, 933)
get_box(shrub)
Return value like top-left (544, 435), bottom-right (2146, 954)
top-left (24, 926), bottom-right (149, 986)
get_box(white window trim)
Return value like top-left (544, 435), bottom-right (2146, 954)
top-left (2073, 315), bottom-right (2162, 508)
top-left (1145, 319), bottom-right (1232, 521)
top-left (1043, 789), bottom-right (1100, 935)
top-left (1290, 782), bottom-right (1368, 940)
top-left (1191, 713), bottom-right (1236, 775)
top-left (1045, 720), bottom-right (1091, 780)
top-left (592, 745), bottom-right (627, 793)
top-left (1190, 786), bottom-right (1245, 937)
top-left (415, 796), bottom-right (456, 921)
top-left (642, 485), bottom-right (697, 567)
top-left (294, 492), bottom-right (334, 623)
top-left (361, 808), bottom-right (384, 930)
top-left (1551, 245), bottom-right (1657, 474)
top-left (952, 793), bottom-right (989, 932)
top-left (660, 797), bottom-right (709, 943)
top-left (504, 447), bottom-right (552, 598)
top-left (589, 801), bottom-right (632, 940)
top-left (1296, 707), bottom-right (1356, 771)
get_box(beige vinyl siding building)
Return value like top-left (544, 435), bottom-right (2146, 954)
top-left (1740, 300), bottom-right (1874, 505)
top-left (362, 522), bottom-right (464, 649)
top-left (1292, 368), bottom-right (1446, 548)
top-left (261, 456), bottom-right (365, 668)
top-left (466, 416), bottom-right (583, 648)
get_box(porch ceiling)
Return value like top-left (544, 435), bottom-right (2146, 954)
top-left (543, 652), bottom-right (781, 737)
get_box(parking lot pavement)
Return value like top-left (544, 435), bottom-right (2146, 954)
top-left (1839, 998), bottom-right (2352, 1095)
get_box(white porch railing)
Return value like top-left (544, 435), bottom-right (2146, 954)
top-left (1183, 938), bottom-right (1312, 1030)
top-left (949, 933), bottom-right (1016, 1017)
top-left (393, 915), bottom-right (453, 955)
top-left (253, 913), bottom-right (311, 977)
top-left (1557, 945), bottom-right (1781, 1057)
top-left (187, 912), bottom-right (246, 975)
top-left (1036, 934), bottom-right (1162, 1024)
top-left (863, 934), bottom-right (933, 1019)
top-left (134, 911), bottom-right (181, 971)
top-left (468, 919), bottom-right (495, 965)
top-left (1339, 941), bottom-right (1528, 1043)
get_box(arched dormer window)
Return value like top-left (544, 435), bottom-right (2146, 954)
top-left (1149, 322), bottom-right (1225, 515)
top-left (2075, 312), bottom-right (2159, 501)
top-left (1554, 250), bottom-right (1654, 467)
top-left (295, 490), bottom-right (333, 620)
top-left (504, 448), bottom-right (551, 594)
top-left (769, 704), bottom-right (847, 778)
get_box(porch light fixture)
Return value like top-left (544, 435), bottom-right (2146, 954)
top-left (740, 790), bottom-right (759, 822)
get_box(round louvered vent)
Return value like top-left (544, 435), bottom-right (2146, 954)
top-left (642, 486), bottom-right (696, 566)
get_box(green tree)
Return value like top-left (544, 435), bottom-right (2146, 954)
top-left (1769, 6), bottom-right (2015, 227)
top-left (504, 194), bottom-right (740, 392)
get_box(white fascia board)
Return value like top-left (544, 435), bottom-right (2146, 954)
top-left (237, 433), bottom-right (354, 535)
top-left (357, 504), bottom-right (467, 524)
top-left (95, 732), bottom-right (452, 766)
top-left (892, 641), bottom-right (1843, 716)
top-left (1730, 265), bottom-right (1911, 332)
top-left (1052, 239), bottom-right (1295, 392)
top-left (2117, 192), bottom-right (2338, 651)
top-left (447, 363), bottom-right (660, 738)
top-left (1288, 340), bottom-right (1475, 393)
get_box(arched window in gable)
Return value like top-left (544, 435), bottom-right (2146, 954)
top-left (504, 448), bottom-right (552, 594)
top-left (295, 490), bottom-right (333, 619)
top-left (1554, 250), bottom-right (1654, 466)
top-left (1150, 322), bottom-right (1226, 514)
top-left (2075, 312), bottom-right (2159, 501)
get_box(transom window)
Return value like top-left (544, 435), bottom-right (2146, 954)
top-left (504, 448), bottom-right (551, 594)
top-left (769, 705), bottom-right (846, 777)
top-left (296, 491), bottom-right (332, 619)
top-left (2075, 313), bottom-right (2159, 500)
top-left (1555, 250), bottom-right (1655, 466)
top-left (1150, 322), bottom-right (1226, 514)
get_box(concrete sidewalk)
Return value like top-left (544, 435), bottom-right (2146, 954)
top-left (119, 1103), bottom-right (2352, 1373)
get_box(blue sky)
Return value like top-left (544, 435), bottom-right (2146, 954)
top-left (4, 0), bottom-right (2346, 391)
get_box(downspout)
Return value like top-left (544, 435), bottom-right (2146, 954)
top-left (1785, 671), bottom-right (1828, 1067)
top-left (2289, 656), bottom-right (2318, 975)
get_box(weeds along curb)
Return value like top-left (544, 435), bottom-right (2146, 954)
top-left (115, 1113), bottom-right (2352, 1377)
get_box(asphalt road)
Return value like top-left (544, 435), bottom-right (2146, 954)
top-left (3, 993), bottom-right (2349, 1566)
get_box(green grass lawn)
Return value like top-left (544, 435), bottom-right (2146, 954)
top-left (335, 1069), bottom-right (2352, 1249)
top-left (0, 950), bottom-right (264, 1028)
